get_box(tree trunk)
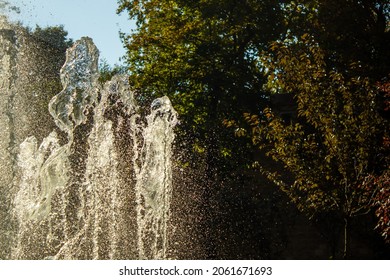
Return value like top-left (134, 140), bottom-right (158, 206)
top-left (343, 217), bottom-right (351, 259)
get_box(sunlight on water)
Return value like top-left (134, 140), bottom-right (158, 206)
top-left (136, 96), bottom-right (178, 259)
top-left (1, 21), bottom-right (178, 259)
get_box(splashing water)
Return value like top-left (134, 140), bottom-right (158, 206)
top-left (136, 96), bottom-right (178, 259)
top-left (3, 32), bottom-right (178, 259)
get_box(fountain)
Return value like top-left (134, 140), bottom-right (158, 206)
top-left (1, 18), bottom-right (66, 259)
top-left (1, 21), bottom-right (178, 259)
top-left (136, 96), bottom-right (178, 259)
top-left (1, 18), bottom-right (279, 261)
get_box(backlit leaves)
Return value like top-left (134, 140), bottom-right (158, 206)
top-left (250, 30), bottom-right (388, 219)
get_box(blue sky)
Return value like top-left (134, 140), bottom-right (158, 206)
top-left (6, 0), bottom-right (134, 65)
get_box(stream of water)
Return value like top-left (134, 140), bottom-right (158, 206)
top-left (0, 20), bottom-right (178, 259)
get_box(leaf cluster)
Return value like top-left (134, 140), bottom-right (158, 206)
top-left (117, 0), bottom-right (390, 241)
top-left (118, 0), bottom-right (286, 169)
top-left (249, 31), bottom-right (388, 219)
top-left (30, 25), bottom-right (73, 51)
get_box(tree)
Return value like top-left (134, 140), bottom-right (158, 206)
top-left (31, 25), bottom-right (73, 51)
top-left (282, 0), bottom-right (389, 80)
top-left (242, 1), bottom-right (389, 255)
top-left (117, 0), bottom-right (286, 258)
top-left (118, 0), bottom-right (389, 258)
top-left (372, 77), bottom-right (390, 244)
top-left (98, 59), bottom-right (128, 85)
top-left (117, 0), bottom-right (286, 167)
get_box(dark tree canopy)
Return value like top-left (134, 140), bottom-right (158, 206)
top-left (118, 0), bottom-right (288, 171)
top-left (118, 0), bottom-right (390, 257)
top-left (31, 25), bottom-right (73, 51)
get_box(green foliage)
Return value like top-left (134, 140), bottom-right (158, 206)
top-left (251, 36), bottom-right (387, 218)
top-left (98, 59), bottom-right (128, 85)
top-left (118, 0), bottom-right (286, 170)
top-left (31, 25), bottom-right (73, 51)
top-left (282, 0), bottom-right (390, 80)
top-left (244, 1), bottom-right (389, 253)
top-left (118, 0), bottom-right (390, 253)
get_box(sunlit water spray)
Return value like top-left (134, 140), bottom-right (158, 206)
top-left (4, 33), bottom-right (178, 259)
top-left (136, 96), bottom-right (178, 259)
